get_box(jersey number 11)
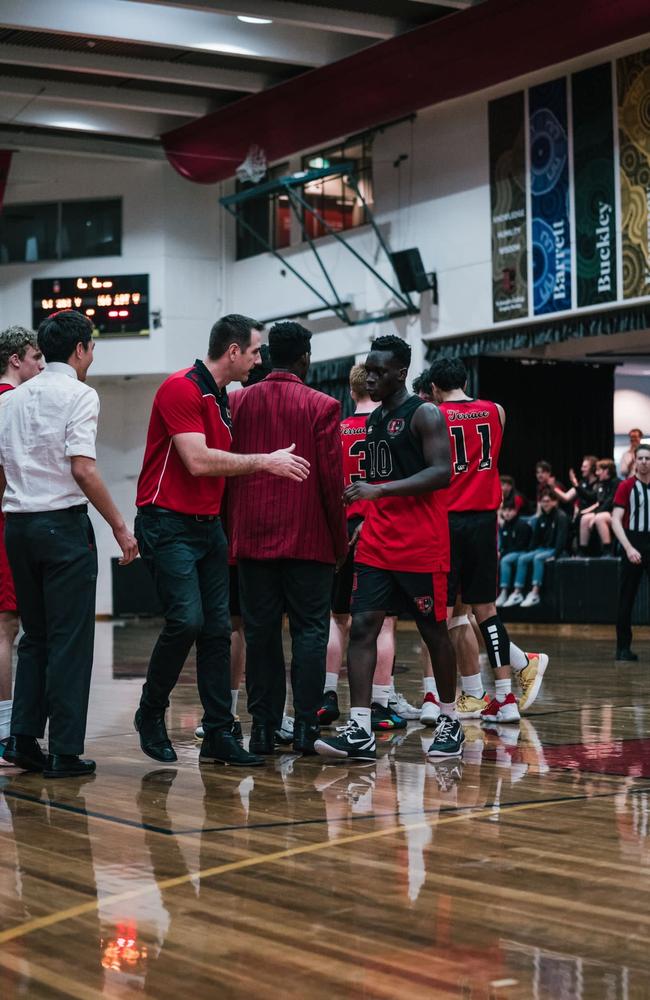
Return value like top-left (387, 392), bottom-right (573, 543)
top-left (449, 423), bottom-right (492, 475)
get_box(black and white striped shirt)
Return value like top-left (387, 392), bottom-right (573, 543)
top-left (614, 476), bottom-right (650, 533)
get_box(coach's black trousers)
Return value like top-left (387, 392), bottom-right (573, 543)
top-left (135, 510), bottom-right (233, 733)
top-left (616, 533), bottom-right (650, 650)
top-left (238, 559), bottom-right (334, 728)
top-left (6, 507), bottom-right (97, 755)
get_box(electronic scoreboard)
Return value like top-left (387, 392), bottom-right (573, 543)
top-left (32, 274), bottom-right (149, 337)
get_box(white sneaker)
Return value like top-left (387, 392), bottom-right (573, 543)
top-left (275, 715), bottom-right (294, 744)
top-left (495, 588), bottom-right (509, 608)
top-left (388, 690), bottom-right (420, 720)
top-left (503, 591), bottom-right (524, 607)
top-left (420, 692), bottom-right (441, 726)
top-left (481, 692), bottom-right (521, 723)
top-left (520, 591), bottom-right (541, 608)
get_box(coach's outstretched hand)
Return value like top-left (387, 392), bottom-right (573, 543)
top-left (264, 443), bottom-right (310, 482)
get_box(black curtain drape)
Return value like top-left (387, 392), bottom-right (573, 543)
top-left (306, 354), bottom-right (356, 417)
top-left (476, 358), bottom-right (615, 503)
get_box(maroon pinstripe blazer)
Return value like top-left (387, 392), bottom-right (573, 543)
top-left (228, 371), bottom-right (347, 563)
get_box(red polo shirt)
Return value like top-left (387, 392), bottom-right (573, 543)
top-left (136, 360), bottom-right (231, 516)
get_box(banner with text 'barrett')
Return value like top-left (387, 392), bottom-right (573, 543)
top-left (572, 64), bottom-right (617, 307)
top-left (530, 78), bottom-right (572, 314)
top-left (618, 48), bottom-right (650, 300)
top-left (489, 92), bottom-right (528, 322)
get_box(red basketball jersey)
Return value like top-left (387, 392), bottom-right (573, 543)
top-left (340, 411), bottom-right (372, 519)
top-left (438, 398), bottom-right (503, 512)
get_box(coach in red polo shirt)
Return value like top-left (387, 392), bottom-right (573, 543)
top-left (228, 321), bottom-right (347, 756)
top-left (134, 314), bottom-right (309, 767)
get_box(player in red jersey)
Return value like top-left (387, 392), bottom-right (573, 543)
top-left (429, 358), bottom-right (548, 722)
top-left (319, 364), bottom-right (408, 733)
top-left (0, 326), bottom-right (44, 741)
top-left (315, 335), bottom-right (462, 761)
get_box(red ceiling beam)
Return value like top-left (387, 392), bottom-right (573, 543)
top-left (162, 0), bottom-right (650, 184)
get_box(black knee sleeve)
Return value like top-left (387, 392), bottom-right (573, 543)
top-left (479, 615), bottom-right (510, 670)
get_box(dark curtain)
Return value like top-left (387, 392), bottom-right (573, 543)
top-left (476, 358), bottom-right (615, 502)
top-left (306, 355), bottom-right (356, 418)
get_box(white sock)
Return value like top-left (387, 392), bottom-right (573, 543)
top-left (495, 678), bottom-right (512, 700)
top-left (423, 677), bottom-right (439, 698)
top-left (509, 643), bottom-right (528, 672)
top-left (230, 689), bottom-right (239, 716)
top-left (461, 673), bottom-right (483, 699)
top-left (439, 700), bottom-right (457, 720)
top-left (388, 679), bottom-right (396, 696)
top-left (372, 683), bottom-right (391, 708)
top-left (325, 672), bottom-right (339, 693)
top-left (350, 706), bottom-right (371, 733)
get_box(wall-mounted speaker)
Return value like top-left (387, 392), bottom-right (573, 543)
top-left (390, 248), bottom-right (436, 298)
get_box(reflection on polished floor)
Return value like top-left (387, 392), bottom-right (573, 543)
top-left (2, 621), bottom-right (650, 999)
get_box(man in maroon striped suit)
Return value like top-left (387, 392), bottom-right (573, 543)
top-left (228, 322), bottom-right (347, 755)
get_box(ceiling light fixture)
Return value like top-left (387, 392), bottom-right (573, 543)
top-left (237, 15), bottom-right (273, 24)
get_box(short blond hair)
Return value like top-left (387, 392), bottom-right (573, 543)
top-left (349, 364), bottom-right (369, 398)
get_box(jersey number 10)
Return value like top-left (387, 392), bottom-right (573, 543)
top-left (449, 423), bottom-right (492, 475)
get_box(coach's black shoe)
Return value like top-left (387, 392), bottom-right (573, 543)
top-left (615, 648), bottom-right (639, 662)
top-left (199, 730), bottom-right (265, 767)
top-left (134, 707), bottom-right (177, 763)
top-left (293, 721), bottom-right (320, 755)
top-left (314, 720), bottom-right (376, 761)
top-left (1, 735), bottom-right (47, 772)
top-left (43, 754), bottom-right (96, 778)
top-left (317, 690), bottom-right (340, 727)
top-left (249, 722), bottom-right (275, 755)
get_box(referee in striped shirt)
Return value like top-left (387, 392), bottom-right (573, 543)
top-left (612, 441), bottom-right (650, 661)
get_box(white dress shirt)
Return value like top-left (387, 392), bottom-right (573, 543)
top-left (0, 362), bottom-right (99, 513)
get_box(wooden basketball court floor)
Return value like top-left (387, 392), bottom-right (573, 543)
top-left (2, 620), bottom-right (650, 999)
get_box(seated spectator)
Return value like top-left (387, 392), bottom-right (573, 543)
top-left (620, 428), bottom-right (643, 478)
top-left (553, 455), bottom-right (598, 543)
top-left (578, 458), bottom-right (621, 556)
top-left (496, 501), bottom-right (532, 607)
top-left (535, 460), bottom-right (564, 514)
top-left (503, 488), bottom-right (569, 608)
top-left (500, 474), bottom-right (527, 518)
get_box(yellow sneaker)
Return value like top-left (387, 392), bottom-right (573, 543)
top-left (456, 692), bottom-right (490, 719)
top-left (517, 652), bottom-right (549, 711)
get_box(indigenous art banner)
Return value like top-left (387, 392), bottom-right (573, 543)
top-left (529, 77), bottom-right (572, 314)
top-left (489, 92), bottom-right (528, 322)
top-left (618, 48), bottom-right (650, 300)
top-left (572, 64), bottom-right (617, 307)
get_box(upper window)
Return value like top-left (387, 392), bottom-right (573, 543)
top-left (0, 198), bottom-right (121, 264)
top-left (236, 164), bottom-right (290, 261)
top-left (300, 137), bottom-right (373, 240)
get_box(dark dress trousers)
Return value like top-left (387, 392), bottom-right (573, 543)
top-left (228, 372), bottom-right (347, 728)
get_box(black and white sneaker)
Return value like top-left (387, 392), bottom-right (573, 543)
top-left (314, 720), bottom-right (376, 761)
top-left (426, 715), bottom-right (465, 758)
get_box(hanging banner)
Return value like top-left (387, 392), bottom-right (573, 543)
top-left (572, 64), bottom-right (617, 307)
top-left (0, 151), bottom-right (12, 214)
top-left (530, 78), bottom-right (572, 314)
top-left (489, 92), bottom-right (528, 322)
top-left (618, 48), bottom-right (650, 300)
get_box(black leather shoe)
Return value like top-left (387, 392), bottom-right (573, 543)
top-left (249, 722), bottom-right (275, 755)
top-left (134, 707), bottom-right (177, 763)
top-left (199, 730), bottom-right (265, 766)
top-left (43, 754), bottom-right (96, 778)
top-left (1, 735), bottom-right (47, 772)
top-left (293, 721), bottom-right (320, 755)
top-left (615, 648), bottom-right (639, 662)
